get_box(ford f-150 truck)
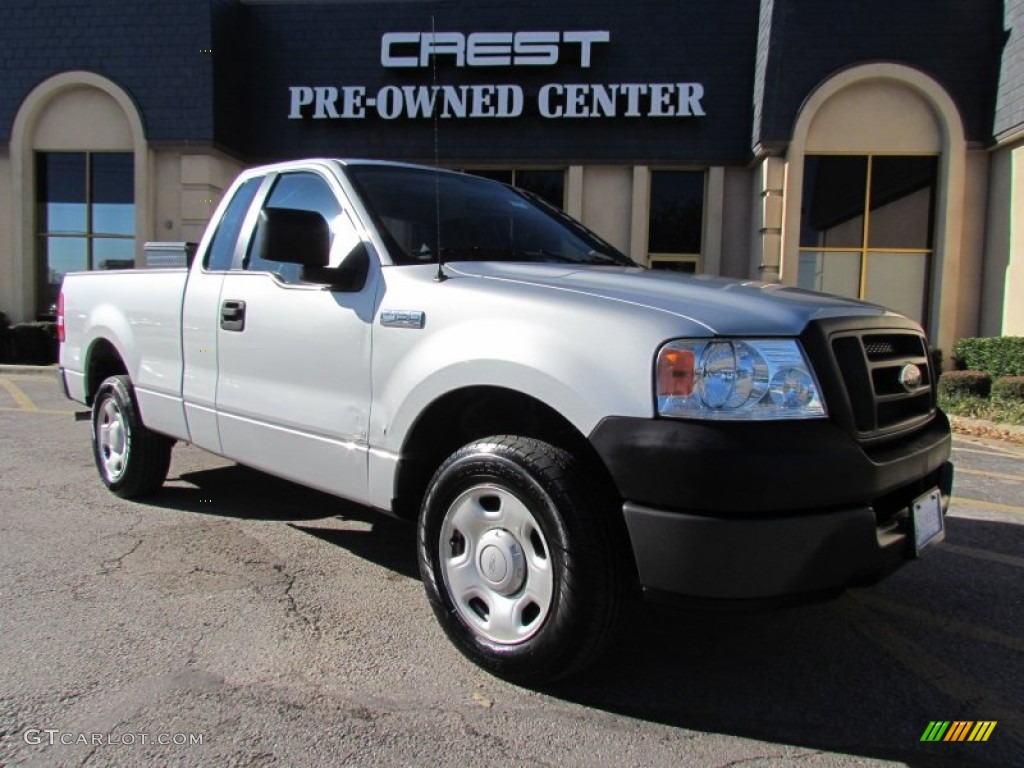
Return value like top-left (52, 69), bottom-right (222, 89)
top-left (59, 158), bottom-right (953, 683)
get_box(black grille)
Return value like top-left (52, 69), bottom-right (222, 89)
top-left (863, 340), bottom-right (896, 357)
top-left (830, 331), bottom-right (934, 439)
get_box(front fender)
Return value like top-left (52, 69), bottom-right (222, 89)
top-left (371, 317), bottom-right (655, 456)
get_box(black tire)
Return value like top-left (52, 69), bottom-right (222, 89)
top-left (91, 375), bottom-right (173, 499)
top-left (418, 435), bottom-right (633, 684)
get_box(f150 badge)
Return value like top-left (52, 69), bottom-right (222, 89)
top-left (381, 310), bottom-right (426, 329)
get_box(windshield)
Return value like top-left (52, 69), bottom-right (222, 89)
top-left (344, 164), bottom-right (636, 267)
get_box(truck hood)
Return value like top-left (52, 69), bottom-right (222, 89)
top-left (446, 263), bottom-right (894, 336)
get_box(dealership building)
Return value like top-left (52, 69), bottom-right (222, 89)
top-left (1, 0), bottom-right (1022, 356)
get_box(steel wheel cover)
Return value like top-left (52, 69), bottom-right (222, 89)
top-left (439, 484), bottom-right (554, 645)
top-left (97, 398), bottom-right (129, 482)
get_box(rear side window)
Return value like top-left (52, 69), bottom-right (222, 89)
top-left (203, 176), bottom-right (262, 271)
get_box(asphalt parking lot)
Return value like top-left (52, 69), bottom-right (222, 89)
top-left (1, 370), bottom-right (1022, 767)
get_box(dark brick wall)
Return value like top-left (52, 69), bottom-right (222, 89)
top-left (996, 0), bottom-right (1024, 140)
top-left (1, 0), bottom-right (1012, 160)
top-left (234, 0), bottom-right (760, 165)
top-left (212, 0), bottom-right (247, 150)
top-left (751, 0), bottom-right (775, 151)
top-left (753, 0), bottom-right (1005, 147)
top-left (0, 0), bottom-right (215, 143)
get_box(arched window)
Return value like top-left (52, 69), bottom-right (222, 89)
top-left (11, 72), bottom-right (147, 319)
top-left (782, 64), bottom-right (967, 346)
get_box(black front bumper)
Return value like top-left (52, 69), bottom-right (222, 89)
top-left (589, 413), bottom-right (953, 600)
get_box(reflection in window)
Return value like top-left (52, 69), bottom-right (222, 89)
top-left (346, 165), bottom-right (631, 267)
top-left (463, 168), bottom-right (566, 209)
top-left (648, 170), bottom-right (704, 273)
top-left (867, 156), bottom-right (936, 250)
top-left (650, 258), bottom-right (697, 274)
top-left (91, 154), bottom-right (136, 236)
top-left (800, 157), bottom-right (866, 249)
top-left (797, 251), bottom-right (861, 298)
top-left (798, 155), bottom-right (936, 325)
top-left (204, 177), bottom-right (262, 272)
top-left (864, 251), bottom-right (929, 323)
top-left (36, 152), bottom-right (134, 316)
top-left (246, 171), bottom-right (352, 283)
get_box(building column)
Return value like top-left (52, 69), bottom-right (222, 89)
top-left (629, 165), bottom-right (649, 265)
top-left (566, 165), bottom-right (584, 220)
top-left (179, 154), bottom-right (239, 244)
top-left (751, 155), bottom-right (785, 283)
top-left (702, 167), bottom-right (725, 276)
top-left (1004, 143), bottom-right (1024, 334)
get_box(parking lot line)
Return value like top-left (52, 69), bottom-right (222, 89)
top-left (941, 543), bottom-right (1024, 570)
top-left (952, 497), bottom-right (1024, 518)
top-left (954, 441), bottom-right (1024, 460)
top-left (854, 592), bottom-right (1024, 655)
top-left (0, 405), bottom-right (76, 415)
top-left (957, 467), bottom-right (1024, 483)
top-left (845, 595), bottom-right (1024, 732)
top-left (0, 376), bottom-right (38, 411)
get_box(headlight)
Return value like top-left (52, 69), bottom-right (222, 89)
top-left (656, 339), bottom-right (826, 420)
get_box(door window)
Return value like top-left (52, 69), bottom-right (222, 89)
top-left (203, 176), bottom-right (262, 271)
top-left (246, 172), bottom-right (347, 283)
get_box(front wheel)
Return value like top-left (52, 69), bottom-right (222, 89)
top-left (418, 436), bottom-right (632, 684)
top-left (91, 375), bottom-right (173, 498)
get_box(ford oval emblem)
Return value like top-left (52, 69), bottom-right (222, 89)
top-left (899, 363), bottom-right (924, 392)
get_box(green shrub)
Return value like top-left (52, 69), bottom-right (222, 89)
top-left (952, 336), bottom-right (1024, 377)
top-left (938, 392), bottom-right (987, 418)
top-left (5, 322), bottom-right (58, 365)
top-left (939, 391), bottom-right (1024, 425)
top-left (937, 370), bottom-right (991, 398)
top-left (992, 376), bottom-right (1024, 402)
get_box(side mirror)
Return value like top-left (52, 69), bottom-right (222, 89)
top-left (255, 207), bottom-right (330, 267)
top-left (303, 242), bottom-right (370, 293)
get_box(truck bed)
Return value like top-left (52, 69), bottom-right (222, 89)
top-left (60, 268), bottom-right (190, 441)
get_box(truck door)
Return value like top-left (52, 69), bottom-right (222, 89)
top-left (214, 169), bottom-right (378, 504)
top-left (181, 175), bottom-right (264, 454)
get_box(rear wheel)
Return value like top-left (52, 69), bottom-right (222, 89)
top-left (91, 375), bottom-right (173, 498)
top-left (418, 435), bottom-right (632, 684)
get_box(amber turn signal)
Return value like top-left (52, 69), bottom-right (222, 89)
top-left (657, 347), bottom-right (695, 397)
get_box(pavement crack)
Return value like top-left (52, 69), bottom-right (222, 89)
top-left (187, 630), bottom-right (209, 667)
top-left (94, 512), bottom-right (146, 578)
top-left (98, 537), bottom-right (143, 576)
top-left (77, 716), bottom-right (133, 768)
top-left (455, 712), bottom-right (555, 767)
top-left (272, 563), bottom-right (321, 636)
top-left (715, 752), bottom-right (824, 768)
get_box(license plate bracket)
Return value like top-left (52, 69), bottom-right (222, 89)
top-left (912, 488), bottom-right (945, 556)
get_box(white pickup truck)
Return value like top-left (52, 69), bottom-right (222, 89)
top-left (59, 158), bottom-right (953, 683)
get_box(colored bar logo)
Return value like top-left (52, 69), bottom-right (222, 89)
top-left (921, 721), bottom-right (997, 742)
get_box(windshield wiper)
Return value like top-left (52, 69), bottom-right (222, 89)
top-left (514, 249), bottom-right (578, 263)
top-left (435, 246), bottom-right (571, 263)
top-left (585, 249), bottom-right (629, 265)
top-left (436, 246), bottom-right (513, 260)
top-left (434, 246), bottom-right (620, 266)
